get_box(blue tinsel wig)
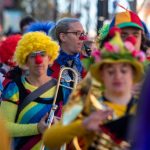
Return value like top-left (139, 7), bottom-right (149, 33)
top-left (25, 21), bottom-right (55, 35)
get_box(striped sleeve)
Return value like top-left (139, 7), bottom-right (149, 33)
top-left (1, 81), bottom-right (39, 137)
top-left (2, 81), bottom-right (19, 104)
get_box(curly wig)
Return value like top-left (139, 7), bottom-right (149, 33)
top-left (14, 32), bottom-right (59, 67)
top-left (25, 21), bottom-right (55, 35)
top-left (0, 34), bottom-right (21, 66)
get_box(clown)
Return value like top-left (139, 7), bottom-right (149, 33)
top-left (0, 32), bottom-right (63, 150)
top-left (0, 34), bottom-right (21, 84)
top-left (49, 18), bottom-right (88, 104)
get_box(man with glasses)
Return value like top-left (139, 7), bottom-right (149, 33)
top-left (49, 18), bottom-right (87, 104)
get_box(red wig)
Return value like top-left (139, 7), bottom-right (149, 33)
top-left (0, 34), bottom-right (21, 66)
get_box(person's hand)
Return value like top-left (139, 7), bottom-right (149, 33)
top-left (37, 113), bottom-right (48, 134)
top-left (83, 110), bottom-right (113, 132)
top-left (132, 82), bottom-right (142, 97)
top-left (53, 116), bottom-right (61, 124)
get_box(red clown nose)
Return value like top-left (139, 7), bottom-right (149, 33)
top-left (125, 35), bottom-right (137, 45)
top-left (35, 54), bottom-right (43, 64)
top-left (79, 35), bottom-right (88, 41)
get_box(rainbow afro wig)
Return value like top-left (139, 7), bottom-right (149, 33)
top-left (14, 31), bottom-right (59, 67)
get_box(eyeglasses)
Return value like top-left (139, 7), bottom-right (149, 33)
top-left (63, 31), bottom-right (87, 37)
top-left (29, 51), bottom-right (46, 58)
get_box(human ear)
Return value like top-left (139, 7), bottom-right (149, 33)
top-left (59, 33), bottom-right (66, 42)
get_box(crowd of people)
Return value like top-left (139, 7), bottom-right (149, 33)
top-left (0, 7), bottom-right (149, 150)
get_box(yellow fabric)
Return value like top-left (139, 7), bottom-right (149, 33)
top-left (23, 78), bottom-right (56, 98)
top-left (43, 120), bottom-right (93, 150)
top-left (42, 74), bottom-right (137, 150)
top-left (10, 91), bottom-right (19, 103)
top-left (32, 140), bottom-right (42, 149)
top-left (104, 99), bottom-right (137, 117)
top-left (0, 113), bottom-right (12, 150)
top-left (104, 101), bottom-right (127, 117)
top-left (0, 101), bottom-right (39, 137)
top-left (43, 101), bottom-right (136, 150)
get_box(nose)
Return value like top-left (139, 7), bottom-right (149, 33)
top-left (125, 35), bottom-right (137, 45)
top-left (35, 54), bottom-right (43, 64)
top-left (79, 34), bottom-right (88, 41)
top-left (114, 70), bottom-right (122, 80)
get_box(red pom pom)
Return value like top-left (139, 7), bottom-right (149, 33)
top-left (132, 50), bottom-right (139, 57)
top-left (79, 35), bottom-right (88, 41)
top-left (147, 56), bottom-right (150, 61)
top-left (35, 55), bottom-right (43, 64)
top-left (125, 35), bottom-right (137, 45)
top-left (109, 27), bottom-right (121, 37)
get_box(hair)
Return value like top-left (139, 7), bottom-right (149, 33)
top-left (20, 16), bottom-right (36, 33)
top-left (14, 32), bottom-right (59, 67)
top-left (141, 33), bottom-right (150, 52)
top-left (141, 34), bottom-right (150, 52)
top-left (141, 20), bottom-right (150, 39)
top-left (0, 34), bottom-right (22, 65)
top-left (49, 18), bottom-right (80, 43)
top-left (25, 21), bottom-right (55, 35)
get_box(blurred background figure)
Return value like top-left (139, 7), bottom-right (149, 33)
top-left (98, 10), bottom-right (148, 98)
top-left (145, 39), bottom-right (150, 60)
top-left (130, 68), bottom-right (150, 150)
top-left (0, 34), bottom-right (21, 86)
top-left (109, 10), bottom-right (144, 51)
top-left (81, 36), bottom-right (97, 58)
top-left (0, 81), bottom-right (3, 99)
top-left (19, 15), bottom-right (36, 34)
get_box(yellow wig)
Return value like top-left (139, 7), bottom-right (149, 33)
top-left (14, 31), bottom-right (59, 67)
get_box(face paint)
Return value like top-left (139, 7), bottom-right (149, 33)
top-left (29, 51), bottom-right (46, 64)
